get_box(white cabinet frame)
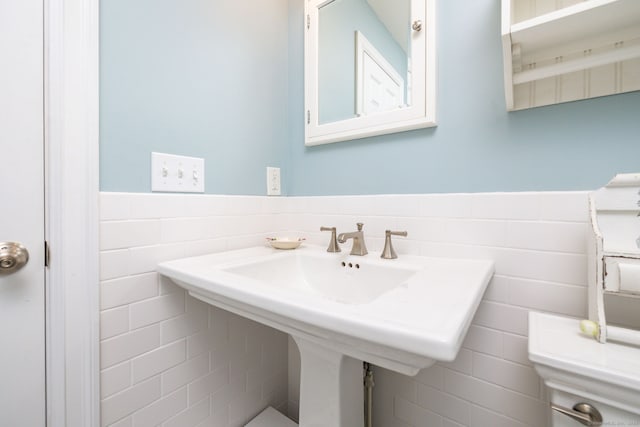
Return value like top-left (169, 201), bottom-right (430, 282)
top-left (502, 0), bottom-right (640, 111)
top-left (304, 0), bottom-right (436, 146)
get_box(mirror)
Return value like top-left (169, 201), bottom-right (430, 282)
top-left (305, 0), bottom-right (436, 146)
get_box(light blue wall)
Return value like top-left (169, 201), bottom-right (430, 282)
top-left (100, 0), bottom-right (640, 196)
top-left (288, 0), bottom-right (640, 195)
top-left (318, 0), bottom-right (408, 124)
top-left (100, 0), bottom-right (290, 194)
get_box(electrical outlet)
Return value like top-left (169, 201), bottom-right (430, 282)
top-left (151, 152), bottom-right (205, 193)
top-left (266, 167), bottom-right (281, 196)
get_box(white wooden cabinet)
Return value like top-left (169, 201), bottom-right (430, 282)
top-left (501, 0), bottom-right (640, 110)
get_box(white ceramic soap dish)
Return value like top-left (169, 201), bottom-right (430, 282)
top-left (266, 237), bottom-right (305, 250)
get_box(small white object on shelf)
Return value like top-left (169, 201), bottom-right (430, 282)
top-left (580, 319), bottom-right (640, 347)
top-left (501, 0), bottom-right (640, 111)
top-left (266, 237), bottom-right (305, 250)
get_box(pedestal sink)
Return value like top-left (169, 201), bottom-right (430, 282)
top-left (158, 245), bottom-right (494, 426)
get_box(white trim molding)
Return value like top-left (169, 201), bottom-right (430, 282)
top-left (45, 0), bottom-right (100, 425)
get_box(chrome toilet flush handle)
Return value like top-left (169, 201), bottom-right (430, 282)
top-left (381, 230), bottom-right (407, 259)
top-left (320, 226), bottom-right (341, 253)
top-left (551, 402), bottom-right (602, 426)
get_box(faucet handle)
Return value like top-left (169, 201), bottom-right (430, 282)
top-left (320, 226), bottom-right (341, 253)
top-left (381, 230), bottom-right (407, 259)
top-left (357, 222), bottom-right (364, 231)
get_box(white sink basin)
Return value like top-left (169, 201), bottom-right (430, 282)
top-left (158, 244), bottom-right (493, 426)
top-left (223, 249), bottom-right (419, 305)
top-left (158, 245), bottom-right (493, 373)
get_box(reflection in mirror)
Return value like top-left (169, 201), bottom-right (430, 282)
top-left (318, 0), bottom-right (411, 124)
top-left (305, 0), bottom-right (436, 146)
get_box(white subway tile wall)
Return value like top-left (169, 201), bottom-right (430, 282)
top-left (99, 193), bottom-right (288, 427)
top-left (101, 191), bottom-right (589, 427)
top-left (282, 192), bottom-right (589, 427)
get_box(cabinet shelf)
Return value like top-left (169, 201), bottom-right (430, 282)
top-left (502, 0), bottom-right (640, 111)
top-left (511, 0), bottom-right (640, 53)
top-left (512, 42), bottom-right (640, 85)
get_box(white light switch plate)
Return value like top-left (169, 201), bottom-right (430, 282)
top-left (266, 167), bottom-right (281, 196)
top-left (151, 152), bottom-right (205, 193)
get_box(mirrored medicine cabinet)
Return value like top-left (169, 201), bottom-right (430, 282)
top-left (304, 0), bottom-right (436, 146)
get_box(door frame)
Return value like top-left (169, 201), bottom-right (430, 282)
top-left (45, 0), bottom-right (100, 425)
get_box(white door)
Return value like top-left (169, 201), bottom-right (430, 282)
top-left (361, 52), bottom-right (404, 114)
top-left (355, 31), bottom-right (405, 117)
top-left (0, 0), bottom-right (46, 425)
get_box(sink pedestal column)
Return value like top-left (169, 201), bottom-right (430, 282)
top-left (294, 337), bottom-right (364, 427)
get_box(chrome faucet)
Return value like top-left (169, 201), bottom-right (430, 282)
top-left (338, 223), bottom-right (368, 256)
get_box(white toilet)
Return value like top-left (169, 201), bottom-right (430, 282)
top-left (529, 174), bottom-right (640, 426)
top-left (529, 312), bottom-right (640, 426)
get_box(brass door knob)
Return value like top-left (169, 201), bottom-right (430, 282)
top-left (0, 242), bottom-right (30, 275)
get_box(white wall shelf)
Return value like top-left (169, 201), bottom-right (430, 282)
top-left (502, 0), bottom-right (640, 111)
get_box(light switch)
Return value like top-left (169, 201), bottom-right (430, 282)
top-left (267, 167), bottom-right (281, 196)
top-left (151, 152), bottom-right (205, 193)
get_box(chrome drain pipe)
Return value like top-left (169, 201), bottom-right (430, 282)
top-left (363, 362), bottom-right (374, 427)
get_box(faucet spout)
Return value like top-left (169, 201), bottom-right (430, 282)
top-left (338, 223), bottom-right (368, 256)
top-left (337, 231), bottom-right (358, 243)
